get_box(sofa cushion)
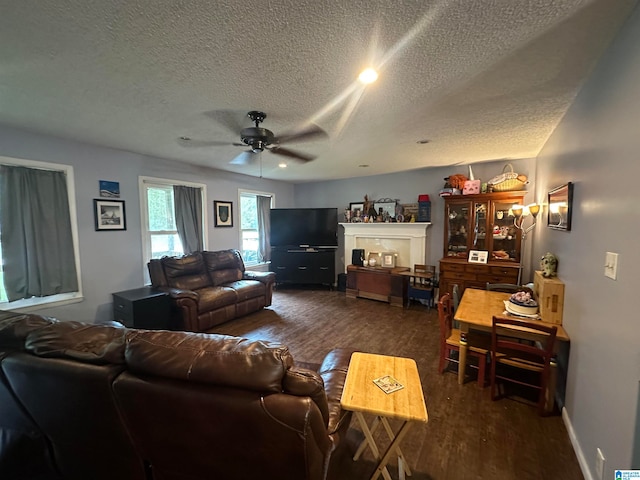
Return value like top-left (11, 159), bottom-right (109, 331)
top-left (125, 330), bottom-right (294, 392)
top-left (196, 286), bottom-right (238, 312)
top-left (203, 249), bottom-right (244, 271)
top-left (25, 321), bottom-right (127, 365)
top-left (162, 253), bottom-right (210, 291)
top-left (0, 312), bottom-right (58, 349)
top-left (226, 279), bottom-right (265, 301)
top-left (209, 268), bottom-right (243, 286)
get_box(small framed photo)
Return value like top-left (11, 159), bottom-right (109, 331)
top-left (99, 180), bottom-right (120, 198)
top-left (468, 250), bottom-right (488, 264)
top-left (374, 201), bottom-right (396, 217)
top-left (349, 202), bottom-right (364, 217)
top-left (214, 200), bottom-right (233, 227)
top-left (94, 199), bottom-right (126, 231)
top-left (381, 252), bottom-right (397, 268)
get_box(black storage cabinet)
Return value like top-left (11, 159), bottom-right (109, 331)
top-left (112, 287), bottom-right (171, 330)
top-left (270, 248), bottom-right (335, 287)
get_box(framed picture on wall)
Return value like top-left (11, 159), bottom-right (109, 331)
top-left (547, 182), bottom-right (573, 231)
top-left (214, 200), bottom-right (233, 227)
top-left (99, 180), bottom-right (120, 198)
top-left (94, 199), bottom-right (126, 231)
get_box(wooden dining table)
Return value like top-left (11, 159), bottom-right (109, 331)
top-left (453, 288), bottom-right (570, 412)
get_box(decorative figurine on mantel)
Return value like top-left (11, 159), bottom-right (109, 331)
top-left (364, 195), bottom-right (378, 220)
top-left (540, 252), bottom-right (558, 277)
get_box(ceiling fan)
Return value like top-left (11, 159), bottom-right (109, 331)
top-left (212, 110), bottom-right (327, 166)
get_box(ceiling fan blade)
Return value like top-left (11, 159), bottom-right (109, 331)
top-left (178, 138), bottom-right (233, 148)
top-left (275, 124), bottom-right (328, 144)
top-left (268, 146), bottom-right (316, 163)
top-left (205, 109), bottom-right (249, 135)
top-left (229, 150), bottom-right (256, 165)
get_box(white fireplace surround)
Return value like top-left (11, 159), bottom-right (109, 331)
top-left (340, 222), bottom-right (431, 272)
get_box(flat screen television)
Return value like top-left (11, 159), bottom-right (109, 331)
top-left (270, 208), bottom-right (338, 247)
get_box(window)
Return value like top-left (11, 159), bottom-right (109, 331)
top-left (0, 235), bottom-right (8, 303)
top-left (239, 190), bottom-right (273, 266)
top-left (0, 156), bottom-right (82, 309)
top-left (140, 177), bottom-right (206, 283)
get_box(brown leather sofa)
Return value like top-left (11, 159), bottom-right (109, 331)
top-left (0, 311), bottom-right (353, 480)
top-left (148, 249), bottom-right (276, 332)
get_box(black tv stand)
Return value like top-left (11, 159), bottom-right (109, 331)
top-left (270, 246), bottom-right (336, 288)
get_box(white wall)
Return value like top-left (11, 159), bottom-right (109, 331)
top-left (532, 4), bottom-right (640, 476)
top-left (0, 126), bottom-right (295, 323)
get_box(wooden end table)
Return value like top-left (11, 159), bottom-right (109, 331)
top-left (345, 265), bottom-right (409, 307)
top-left (341, 352), bottom-right (428, 480)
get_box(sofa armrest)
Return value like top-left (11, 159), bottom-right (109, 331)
top-left (283, 366), bottom-right (329, 427)
top-left (242, 271), bottom-right (276, 306)
top-left (158, 287), bottom-right (199, 302)
top-left (242, 271), bottom-right (276, 285)
top-left (318, 348), bottom-right (355, 435)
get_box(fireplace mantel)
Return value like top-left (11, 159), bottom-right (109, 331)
top-left (340, 222), bottom-right (431, 272)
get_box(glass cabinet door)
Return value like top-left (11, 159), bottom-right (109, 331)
top-left (472, 202), bottom-right (488, 251)
top-left (446, 202), bottom-right (471, 258)
top-left (490, 201), bottom-right (520, 262)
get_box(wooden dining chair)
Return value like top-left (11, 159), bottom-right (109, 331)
top-left (490, 316), bottom-right (558, 415)
top-left (407, 264), bottom-right (436, 308)
top-left (486, 283), bottom-right (534, 295)
top-left (437, 293), bottom-right (490, 387)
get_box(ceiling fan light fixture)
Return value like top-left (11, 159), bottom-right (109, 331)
top-left (250, 140), bottom-right (265, 153)
top-left (358, 68), bottom-right (378, 84)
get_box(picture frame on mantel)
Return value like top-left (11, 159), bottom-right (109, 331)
top-left (214, 200), bottom-right (233, 227)
top-left (349, 202), bottom-right (364, 218)
top-left (547, 182), bottom-right (573, 231)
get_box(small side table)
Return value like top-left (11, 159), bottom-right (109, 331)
top-left (112, 287), bottom-right (171, 330)
top-left (341, 352), bottom-right (428, 480)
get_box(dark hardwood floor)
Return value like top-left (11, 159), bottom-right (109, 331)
top-left (210, 287), bottom-right (584, 480)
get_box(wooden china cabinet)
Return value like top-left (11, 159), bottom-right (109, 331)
top-left (439, 192), bottom-right (526, 299)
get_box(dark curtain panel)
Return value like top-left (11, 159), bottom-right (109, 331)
top-left (256, 195), bottom-right (271, 262)
top-left (0, 165), bottom-right (78, 302)
top-left (173, 185), bottom-right (203, 254)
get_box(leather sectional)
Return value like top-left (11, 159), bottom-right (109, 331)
top-left (0, 310), bottom-right (353, 480)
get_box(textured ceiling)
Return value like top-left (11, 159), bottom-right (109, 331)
top-left (0, 0), bottom-right (636, 182)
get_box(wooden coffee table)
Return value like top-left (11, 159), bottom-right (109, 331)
top-left (341, 352), bottom-right (428, 480)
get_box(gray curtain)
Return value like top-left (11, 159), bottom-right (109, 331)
top-left (173, 185), bottom-right (203, 254)
top-left (0, 165), bottom-right (78, 302)
top-left (256, 195), bottom-right (271, 262)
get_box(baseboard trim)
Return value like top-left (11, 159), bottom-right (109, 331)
top-left (562, 406), bottom-right (593, 480)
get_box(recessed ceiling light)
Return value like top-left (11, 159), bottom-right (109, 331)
top-left (179, 136), bottom-right (191, 141)
top-left (358, 68), bottom-right (378, 84)
top-left (416, 139), bottom-right (430, 144)
top-left (278, 162), bottom-right (287, 168)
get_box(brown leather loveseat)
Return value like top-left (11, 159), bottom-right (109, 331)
top-left (0, 311), bottom-right (353, 480)
top-left (148, 249), bottom-right (276, 332)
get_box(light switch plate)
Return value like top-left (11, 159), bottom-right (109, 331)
top-left (604, 252), bottom-right (618, 280)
